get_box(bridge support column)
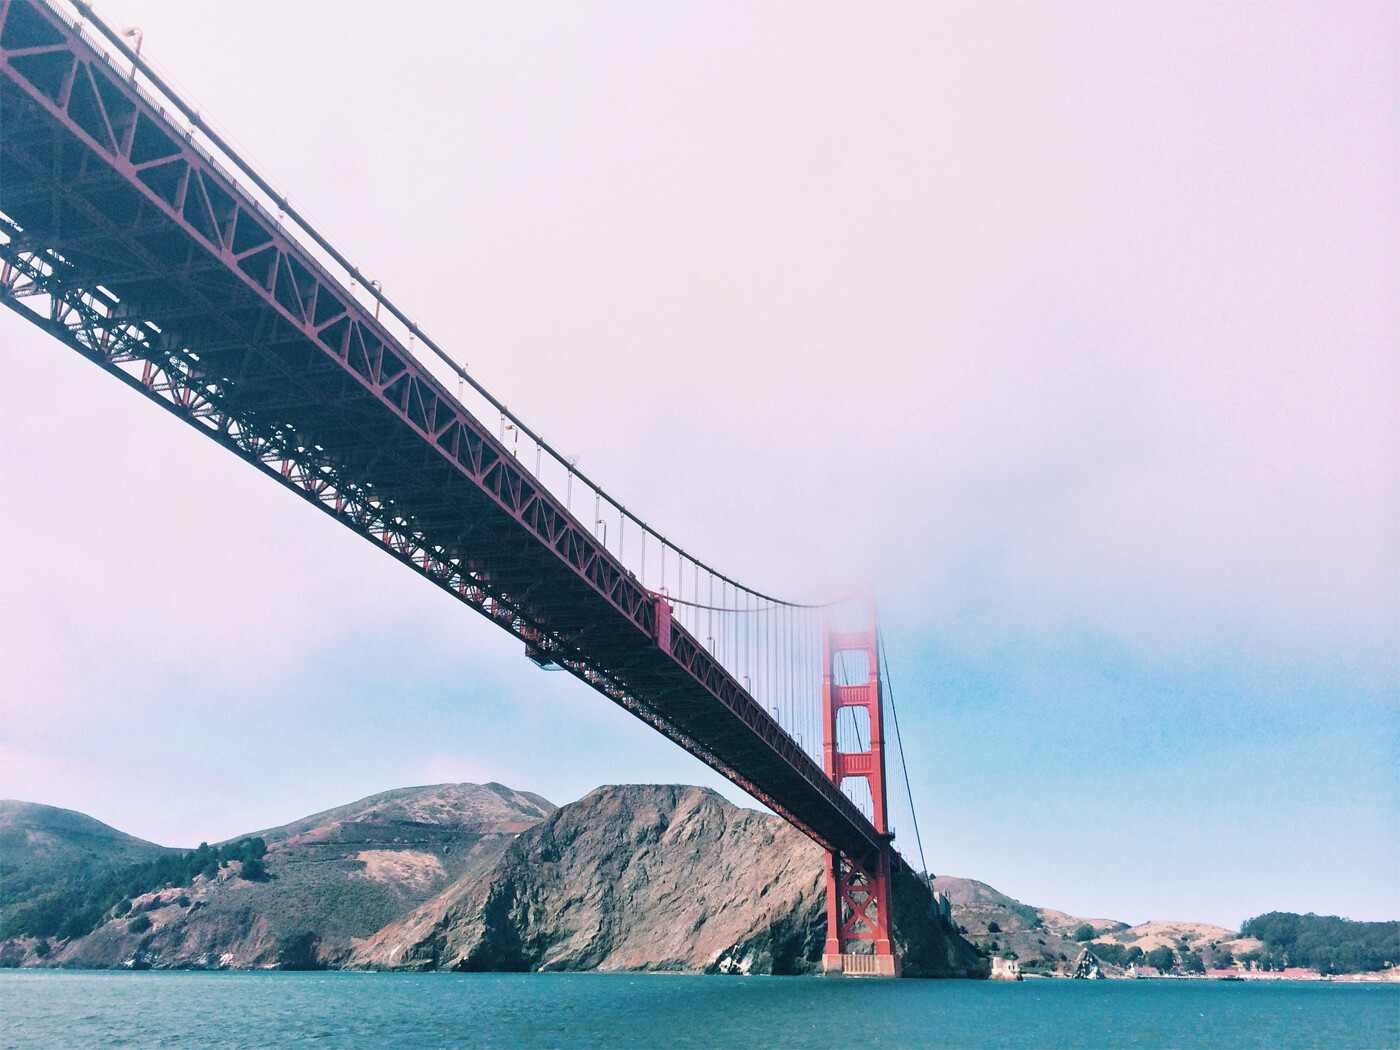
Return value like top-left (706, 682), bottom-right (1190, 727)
top-left (820, 598), bottom-right (900, 977)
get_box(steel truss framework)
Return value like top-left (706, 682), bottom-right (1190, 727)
top-left (821, 603), bottom-right (899, 976)
top-left (0, 0), bottom-right (888, 859)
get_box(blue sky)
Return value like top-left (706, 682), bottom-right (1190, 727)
top-left (1, 0), bottom-right (1395, 928)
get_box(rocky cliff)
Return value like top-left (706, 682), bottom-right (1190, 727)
top-left (351, 785), bottom-right (828, 974)
top-left (352, 785), bottom-right (983, 978)
top-left (2, 783), bottom-right (982, 977)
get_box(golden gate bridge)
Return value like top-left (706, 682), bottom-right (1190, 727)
top-left (0, 0), bottom-right (936, 975)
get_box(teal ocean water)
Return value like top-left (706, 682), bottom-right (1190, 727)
top-left (2, 971), bottom-right (1396, 1049)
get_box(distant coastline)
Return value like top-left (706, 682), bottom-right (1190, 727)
top-left (2, 786), bottom-right (1395, 981)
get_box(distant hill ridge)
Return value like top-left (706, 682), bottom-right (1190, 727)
top-left (0, 800), bottom-right (173, 865)
top-left (247, 783), bottom-right (556, 845)
top-left (931, 875), bottom-right (1398, 977)
top-left (2, 786), bottom-right (1392, 976)
top-left (0, 783), bottom-right (981, 975)
top-left (0, 783), bottom-right (549, 960)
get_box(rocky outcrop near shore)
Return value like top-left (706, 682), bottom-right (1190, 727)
top-left (1071, 947), bottom-right (1105, 978)
top-left (351, 785), bottom-right (822, 973)
top-left (3, 783), bottom-right (983, 976)
top-left (352, 785), bottom-right (984, 978)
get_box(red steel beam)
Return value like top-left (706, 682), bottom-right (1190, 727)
top-left (0, 0), bottom-right (888, 860)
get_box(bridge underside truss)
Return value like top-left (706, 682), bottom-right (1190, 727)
top-left (0, 0), bottom-right (887, 860)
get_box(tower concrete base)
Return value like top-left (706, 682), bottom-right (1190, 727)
top-left (822, 952), bottom-right (900, 977)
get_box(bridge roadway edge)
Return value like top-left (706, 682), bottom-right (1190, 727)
top-left (0, 0), bottom-right (895, 865)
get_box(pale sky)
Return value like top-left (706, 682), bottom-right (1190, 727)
top-left (1, 1), bottom-right (1395, 928)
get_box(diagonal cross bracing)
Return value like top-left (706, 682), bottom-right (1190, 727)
top-left (0, 0), bottom-right (888, 860)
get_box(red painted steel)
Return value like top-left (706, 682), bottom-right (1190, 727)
top-left (821, 599), bottom-right (899, 976)
top-left (654, 597), bottom-right (672, 653)
top-left (0, 0), bottom-right (888, 861)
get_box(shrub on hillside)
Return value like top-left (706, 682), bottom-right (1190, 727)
top-left (240, 858), bottom-right (267, 881)
top-left (1005, 901), bottom-right (1043, 929)
top-left (1090, 942), bottom-right (1126, 965)
top-left (1073, 924), bottom-right (1096, 941)
top-left (1207, 947), bottom-right (1234, 969)
top-left (1146, 945), bottom-right (1176, 971)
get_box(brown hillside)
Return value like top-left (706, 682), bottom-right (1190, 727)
top-left (353, 785), bottom-right (984, 977)
top-left (48, 782), bottom-right (550, 970)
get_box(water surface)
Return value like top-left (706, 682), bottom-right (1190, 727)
top-left (3, 971), bottom-right (1396, 1049)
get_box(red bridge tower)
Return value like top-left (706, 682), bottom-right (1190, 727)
top-left (821, 598), bottom-right (900, 976)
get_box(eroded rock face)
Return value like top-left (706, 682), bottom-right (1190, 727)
top-left (891, 870), bottom-right (990, 978)
top-left (1071, 947), bottom-right (1105, 979)
top-left (351, 785), bottom-right (827, 974)
top-left (8, 783), bottom-right (984, 977)
top-left (351, 785), bottom-right (986, 978)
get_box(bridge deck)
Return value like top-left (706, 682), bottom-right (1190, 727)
top-left (0, 0), bottom-right (886, 860)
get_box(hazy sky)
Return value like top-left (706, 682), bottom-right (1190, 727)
top-left (2, 1), bottom-right (1395, 928)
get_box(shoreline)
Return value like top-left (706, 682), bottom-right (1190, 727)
top-left (2, 964), bottom-right (1397, 983)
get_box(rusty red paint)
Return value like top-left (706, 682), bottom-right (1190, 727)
top-left (821, 598), bottom-right (899, 975)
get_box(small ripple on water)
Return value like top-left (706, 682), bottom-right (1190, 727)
top-left (1, 971), bottom-right (1396, 1050)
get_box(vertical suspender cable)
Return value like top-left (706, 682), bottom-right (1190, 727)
top-left (779, 604), bottom-right (786, 728)
top-left (771, 604), bottom-right (777, 718)
top-left (744, 596), bottom-right (756, 694)
top-left (767, 604), bottom-right (778, 711)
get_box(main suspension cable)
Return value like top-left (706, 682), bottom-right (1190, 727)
top-left (878, 625), bottom-right (928, 877)
top-left (66, 0), bottom-right (813, 614)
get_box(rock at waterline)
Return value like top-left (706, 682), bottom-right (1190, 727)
top-left (1071, 947), bottom-right (1105, 979)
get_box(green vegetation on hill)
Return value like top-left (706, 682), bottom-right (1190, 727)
top-left (5, 784), bottom-right (564, 970)
top-left (1086, 942), bottom-right (1144, 968)
top-left (1145, 945), bottom-right (1176, 972)
top-left (1240, 912), bottom-right (1400, 974)
top-left (0, 837), bottom-right (267, 940)
top-left (6, 792), bottom-right (1398, 977)
top-left (1005, 901), bottom-right (1043, 930)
